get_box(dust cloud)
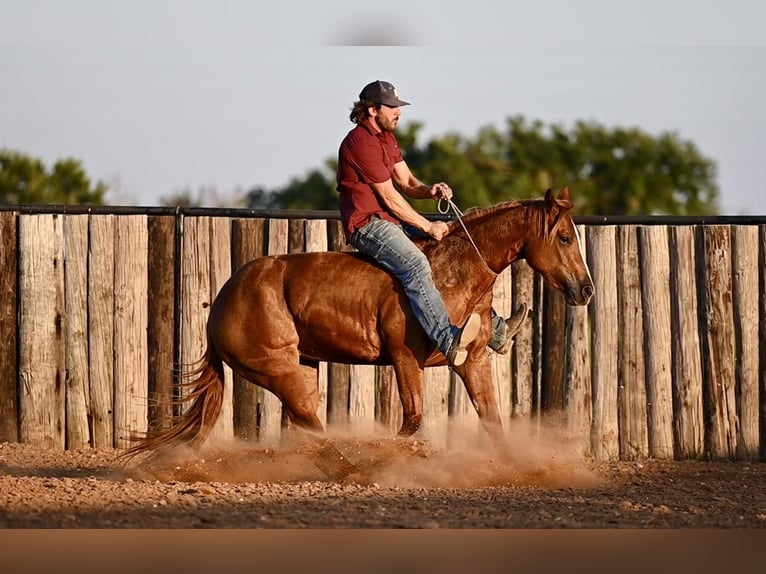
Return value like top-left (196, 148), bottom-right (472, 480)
top-left (128, 416), bottom-right (603, 489)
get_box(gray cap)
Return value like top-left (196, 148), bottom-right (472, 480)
top-left (359, 80), bottom-right (410, 107)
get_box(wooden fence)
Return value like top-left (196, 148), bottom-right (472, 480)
top-left (0, 208), bottom-right (763, 461)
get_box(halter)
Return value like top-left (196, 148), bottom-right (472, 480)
top-left (438, 197), bottom-right (498, 277)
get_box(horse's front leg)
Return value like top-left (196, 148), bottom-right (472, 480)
top-left (453, 353), bottom-right (509, 458)
top-left (392, 358), bottom-right (426, 436)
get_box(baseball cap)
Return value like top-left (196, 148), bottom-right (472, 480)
top-left (358, 80), bottom-right (410, 107)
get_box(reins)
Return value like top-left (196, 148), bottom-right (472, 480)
top-left (438, 197), bottom-right (497, 277)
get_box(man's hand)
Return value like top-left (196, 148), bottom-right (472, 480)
top-left (430, 182), bottom-right (453, 200)
top-left (426, 220), bottom-right (450, 240)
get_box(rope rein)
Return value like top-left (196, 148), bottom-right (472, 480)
top-left (438, 197), bottom-right (497, 277)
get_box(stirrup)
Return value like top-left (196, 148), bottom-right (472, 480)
top-left (493, 302), bottom-right (529, 355)
top-left (446, 313), bottom-right (481, 367)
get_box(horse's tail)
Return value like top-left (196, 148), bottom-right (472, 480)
top-left (120, 342), bottom-right (226, 464)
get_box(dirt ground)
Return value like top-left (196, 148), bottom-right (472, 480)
top-left (1, 420), bottom-right (764, 528)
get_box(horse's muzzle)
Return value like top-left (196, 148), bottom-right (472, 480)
top-left (566, 283), bottom-right (594, 306)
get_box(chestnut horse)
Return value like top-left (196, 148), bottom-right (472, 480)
top-left (124, 187), bottom-right (593, 464)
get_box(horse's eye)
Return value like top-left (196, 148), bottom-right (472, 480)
top-left (559, 234), bottom-right (571, 245)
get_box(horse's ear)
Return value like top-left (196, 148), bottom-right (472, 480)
top-left (558, 186), bottom-right (570, 201)
top-left (544, 188), bottom-right (554, 203)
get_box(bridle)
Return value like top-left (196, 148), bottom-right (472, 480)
top-left (438, 197), bottom-right (497, 277)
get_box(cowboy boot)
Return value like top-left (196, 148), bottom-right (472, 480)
top-left (492, 302), bottom-right (529, 355)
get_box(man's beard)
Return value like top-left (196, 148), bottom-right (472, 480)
top-left (377, 115), bottom-right (398, 132)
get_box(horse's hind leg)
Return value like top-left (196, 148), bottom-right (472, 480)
top-left (280, 361), bottom-right (324, 432)
top-left (279, 361), bottom-right (357, 479)
top-left (237, 356), bottom-right (356, 479)
top-left (392, 357), bottom-right (426, 437)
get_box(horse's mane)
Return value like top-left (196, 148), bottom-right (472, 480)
top-left (442, 197), bottom-right (573, 243)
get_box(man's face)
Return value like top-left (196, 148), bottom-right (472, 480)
top-left (372, 104), bottom-right (401, 132)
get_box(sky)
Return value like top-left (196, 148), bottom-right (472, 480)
top-left (1, 0), bottom-right (765, 214)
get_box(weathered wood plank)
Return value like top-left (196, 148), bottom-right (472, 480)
top-left (422, 366), bottom-right (451, 449)
top-left (378, 366), bottom-right (402, 436)
top-left (616, 225), bottom-right (648, 459)
top-left (511, 260), bottom-right (535, 418)
top-left (699, 225), bottom-right (737, 460)
top-left (288, 218), bottom-right (306, 255)
top-left (349, 364), bottom-right (376, 436)
top-left (64, 215), bottom-right (91, 449)
top-left (541, 286), bottom-right (566, 411)
top-left (179, 217), bottom-right (210, 419)
top-left (587, 226), bottom-right (619, 460)
top-left (88, 215), bottom-right (115, 448)
top-left (326, 219), bottom-right (351, 427)
top-left (113, 215), bottom-right (149, 449)
top-left (147, 216), bottom-right (176, 433)
top-left (669, 226), bottom-right (704, 458)
top-left (305, 219), bottom-right (329, 428)
top-left (565, 225), bottom-right (592, 451)
top-left (0, 211), bottom-right (19, 442)
top-left (731, 225), bottom-right (759, 459)
top-left (639, 225), bottom-right (674, 460)
top-left (208, 217), bottom-right (233, 443)
top-left (761, 225), bottom-right (766, 462)
top-left (449, 371), bottom-right (480, 446)
top-left (259, 218), bottom-right (288, 445)
top-left (490, 267), bottom-right (512, 419)
top-left (231, 218), bottom-right (265, 441)
top-left (19, 215), bottom-right (66, 448)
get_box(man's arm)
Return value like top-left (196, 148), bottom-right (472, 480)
top-left (370, 178), bottom-right (449, 240)
top-left (392, 161), bottom-right (452, 201)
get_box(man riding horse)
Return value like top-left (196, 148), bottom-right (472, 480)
top-left (337, 80), bottom-right (528, 365)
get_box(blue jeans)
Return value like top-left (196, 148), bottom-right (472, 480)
top-left (349, 217), bottom-right (456, 355)
top-left (397, 223), bottom-right (509, 351)
top-left (395, 224), bottom-right (507, 350)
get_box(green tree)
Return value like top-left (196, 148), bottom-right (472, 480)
top-left (246, 160), bottom-right (338, 210)
top-left (159, 184), bottom-right (247, 208)
top-left (246, 117), bottom-right (719, 215)
top-left (0, 149), bottom-right (107, 205)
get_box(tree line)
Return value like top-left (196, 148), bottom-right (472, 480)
top-left (1, 116), bottom-right (719, 215)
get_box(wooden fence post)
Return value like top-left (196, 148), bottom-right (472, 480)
top-left (305, 219), bottom-right (329, 429)
top-left (760, 225), bottom-right (766, 462)
top-left (89, 215), bottom-right (115, 448)
top-left (379, 366), bottom-right (402, 436)
top-left (511, 261), bottom-right (535, 419)
top-left (639, 225), bottom-right (674, 460)
top-left (490, 268), bottom-right (512, 419)
top-left (19, 214), bottom-right (66, 448)
top-left (566, 224), bottom-right (592, 452)
top-left (113, 215), bottom-right (149, 449)
top-left (587, 225), bottom-right (619, 460)
top-left (147, 216), bottom-right (176, 434)
top-left (231, 218), bottom-right (265, 441)
top-left (0, 212), bottom-right (19, 443)
top-left (179, 216), bottom-right (210, 411)
top-left (731, 225), bottom-right (759, 459)
top-left (421, 366), bottom-right (451, 449)
top-left (259, 218), bottom-right (288, 445)
top-left (541, 286), bottom-right (566, 411)
top-left (326, 220), bottom-right (351, 427)
top-left (64, 215), bottom-right (91, 449)
top-left (669, 226), bottom-right (704, 458)
top-left (616, 225), bottom-right (648, 459)
top-left (699, 225), bottom-right (738, 460)
top-left (208, 217), bottom-right (233, 443)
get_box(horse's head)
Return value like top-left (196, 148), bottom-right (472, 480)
top-left (523, 187), bottom-right (594, 306)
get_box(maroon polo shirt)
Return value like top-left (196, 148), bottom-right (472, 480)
top-left (336, 121), bottom-right (404, 241)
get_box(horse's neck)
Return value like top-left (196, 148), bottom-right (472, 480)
top-left (458, 204), bottom-right (528, 273)
top-left (424, 204), bottom-right (528, 289)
